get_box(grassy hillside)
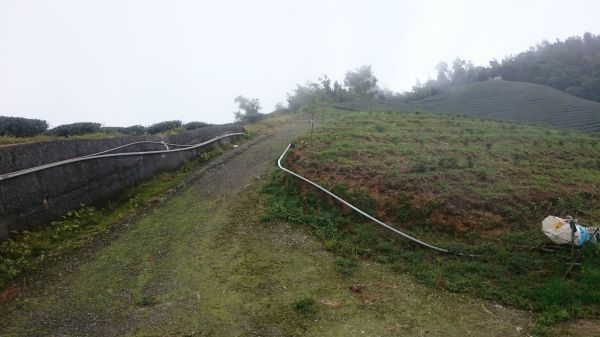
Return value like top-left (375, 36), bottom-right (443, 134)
top-left (412, 80), bottom-right (600, 133)
top-left (266, 108), bottom-right (600, 333)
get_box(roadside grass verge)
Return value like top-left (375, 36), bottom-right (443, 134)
top-left (263, 108), bottom-right (600, 334)
top-left (0, 146), bottom-right (230, 291)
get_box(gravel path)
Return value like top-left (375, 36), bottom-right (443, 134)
top-left (0, 116), bottom-right (312, 336)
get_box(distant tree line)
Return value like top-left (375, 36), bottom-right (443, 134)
top-left (232, 65), bottom-right (385, 123)
top-left (0, 115), bottom-right (211, 138)
top-left (408, 32), bottom-right (600, 102)
top-left (281, 65), bottom-right (384, 113)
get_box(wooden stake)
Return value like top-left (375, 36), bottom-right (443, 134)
top-left (310, 117), bottom-right (314, 147)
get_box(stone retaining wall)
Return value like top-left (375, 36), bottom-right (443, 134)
top-left (0, 125), bottom-right (244, 240)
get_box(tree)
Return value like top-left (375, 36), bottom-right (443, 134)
top-left (451, 58), bottom-right (467, 84)
top-left (274, 101), bottom-right (287, 112)
top-left (319, 75), bottom-right (332, 96)
top-left (404, 33), bottom-right (600, 102)
top-left (344, 65), bottom-right (378, 96)
top-left (332, 81), bottom-right (345, 102)
top-left (436, 61), bottom-right (450, 83)
top-left (286, 83), bottom-right (321, 111)
top-left (234, 95), bottom-right (262, 123)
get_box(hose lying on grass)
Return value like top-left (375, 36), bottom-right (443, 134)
top-left (277, 143), bottom-right (479, 258)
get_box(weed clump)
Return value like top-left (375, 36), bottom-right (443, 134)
top-left (411, 162), bottom-right (429, 173)
top-left (293, 297), bottom-right (316, 314)
top-left (334, 257), bottom-right (358, 276)
top-left (135, 295), bottom-right (158, 306)
top-left (438, 157), bottom-right (459, 169)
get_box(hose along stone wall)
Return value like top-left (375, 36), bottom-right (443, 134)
top-left (0, 124), bottom-right (242, 174)
top-left (0, 125), bottom-right (245, 240)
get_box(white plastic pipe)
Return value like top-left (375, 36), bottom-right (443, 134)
top-left (278, 143), bottom-right (479, 257)
top-left (0, 133), bottom-right (244, 181)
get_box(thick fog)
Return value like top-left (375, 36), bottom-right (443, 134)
top-left (1, 0), bottom-right (599, 126)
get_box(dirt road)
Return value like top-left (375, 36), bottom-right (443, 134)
top-left (1, 116), bottom-right (538, 336)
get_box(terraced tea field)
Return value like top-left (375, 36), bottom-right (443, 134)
top-left (413, 80), bottom-right (600, 133)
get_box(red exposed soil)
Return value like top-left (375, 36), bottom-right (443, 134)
top-left (0, 285), bottom-right (22, 304)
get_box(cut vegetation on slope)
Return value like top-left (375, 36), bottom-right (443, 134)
top-left (413, 80), bottom-right (600, 133)
top-left (265, 108), bottom-right (600, 334)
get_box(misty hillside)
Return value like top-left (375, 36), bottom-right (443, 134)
top-left (412, 80), bottom-right (600, 132)
top-left (407, 33), bottom-right (600, 104)
top-left (488, 33), bottom-right (600, 102)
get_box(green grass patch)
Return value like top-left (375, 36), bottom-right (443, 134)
top-left (334, 257), bottom-right (358, 276)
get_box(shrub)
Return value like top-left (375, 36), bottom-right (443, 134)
top-left (411, 162), bottom-right (429, 173)
top-left (99, 125), bottom-right (146, 136)
top-left (466, 156), bottom-right (475, 168)
top-left (334, 257), bottom-right (358, 275)
top-left (146, 120), bottom-right (182, 134)
top-left (293, 297), bottom-right (316, 314)
top-left (47, 122), bottom-right (101, 137)
top-left (0, 116), bottom-right (48, 137)
top-left (123, 125), bottom-right (146, 135)
top-left (438, 157), bottom-right (459, 169)
top-left (135, 295), bottom-right (158, 306)
top-left (183, 121), bottom-right (210, 131)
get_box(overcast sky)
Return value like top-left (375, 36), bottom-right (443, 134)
top-left (1, 0), bottom-right (599, 127)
